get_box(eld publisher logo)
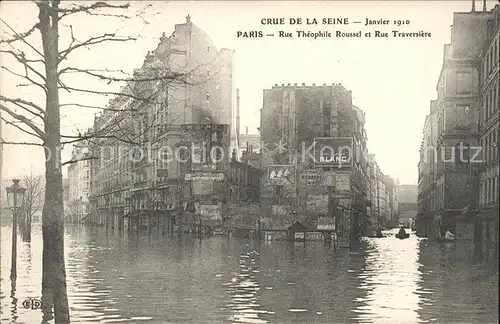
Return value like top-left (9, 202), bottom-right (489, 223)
top-left (22, 298), bottom-right (42, 310)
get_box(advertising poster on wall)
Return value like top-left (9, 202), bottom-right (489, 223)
top-left (313, 137), bottom-right (354, 168)
top-left (267, 165), bottom-right (296, 186)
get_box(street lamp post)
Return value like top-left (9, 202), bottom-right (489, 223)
top-left (6, 179), bottom-right (26, 280)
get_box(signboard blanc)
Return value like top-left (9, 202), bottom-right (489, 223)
top-left (313, 137), bottom-right (354, 168)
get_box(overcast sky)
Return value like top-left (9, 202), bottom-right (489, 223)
top-left (1, 0), bottom-right (496, 185)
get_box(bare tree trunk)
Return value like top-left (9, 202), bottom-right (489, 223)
top-left (26, 210), bottom-right (32, 242)
top-left (38, 2), bottom-right (70, 322)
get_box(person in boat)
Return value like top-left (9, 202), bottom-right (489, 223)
top-left (398, 226), bottom-right (407, 237)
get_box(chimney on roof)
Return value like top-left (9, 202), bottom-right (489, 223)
top-left (145, 51), bottom-right (154, 63)
top-left (186, 14), bottom-right (191, 23)
top-left (160, 32), bottom-right (167, 42)
top-left (472, 0), bottom-right (476, 12)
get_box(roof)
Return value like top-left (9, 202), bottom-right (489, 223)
top-left (288, 221), bottom-right (309, 232)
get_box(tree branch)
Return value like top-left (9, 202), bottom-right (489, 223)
top-left (0, 103), bottom-right (45, 138)
top-left (1, 116), bottom-right (44, 138)
top-left (57, 2), bottom-right (130, 18)
top-left (58, 33), bottom-right (136, 63)
top-left (9, 100), bottom-right (45, 121)
top-left (0, 17), bottom-right (45, 59)
top-left (0, 20), bottom-right (39, 44)
top-left (56, 85), bottom-right (157, 102)
top-left (0, 95), bottom-right (45, 115)
top-left (1, 66), bottom-right (48, 94)
top-left (61, 155), bottom-right (98, 167)
top-left (61, 133), bottom-right (137, 145)
top-left (59, 66), bottom-right (187, 82)
top-left (0, 49), bottom-right (47, 82)
top-left (0, 140), bottom-right (44, 146)
top-left (22, 174), bottom-right (43, 218)
top-left (60, 102), bottom-right (131, 112)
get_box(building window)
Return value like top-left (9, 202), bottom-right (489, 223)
top-left (456, 71), bottom-right (472, 95)
top-left (456, 105), bottom-right (470, 127)
top-left (207, 46), bottom-right (210, 53)
top-left (494, 177), bottom-right (498, 203)
top-left (494, 82), bottom-right (498, 113)
top-left (496, 176), bottom-right (500, 203)
top-left (207, 70), bottom-right (210, 77)
top-left (480, 181), bottom-right (484, 206)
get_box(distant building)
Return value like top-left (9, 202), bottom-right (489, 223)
top-left (366, 154), bottom-right (379, 229)
top-left (67, 145), bottom-right (91, 223)
top-left (399, 184), bottom-right (417, 203)
top-left (398, 184), bottom-right (417, 226)
top-left (239, 127), bottom-right (260, 156)
top-left (376, 169), bottom-right (388, 227)
top-left (417, 101), bottom-right (439, 237)
top-left (384, 176), bottom-right (399, 228)
top-left (63, 178), bottom-right (69, 215)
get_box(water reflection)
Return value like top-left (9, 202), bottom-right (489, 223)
top-left (354, 230), bottom-right (423, 323)
top-left (11, 278), bottom-right (18, 323)
top-left (1, 225), bottom-right (498, 323)
top-left (416, 239), bottom-right (498, 323)
top-left (227, 242), bottom-right (274, 324)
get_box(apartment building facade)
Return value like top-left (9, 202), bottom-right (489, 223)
top-left (259, 83), bottom-right (392, 244)
top-left (88, 15), bottom-right (237, 231)
top-left (417, 5), bottom-right (499, 254)
top-left (478, 4), bottom-right (499, 260)
top-left (433, 9), bottom-right (492, 240)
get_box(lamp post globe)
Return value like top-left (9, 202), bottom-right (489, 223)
top-left (6, 179), bottom-right (26, 210)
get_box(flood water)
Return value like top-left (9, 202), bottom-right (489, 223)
top-left (1, 223), bottom-right (498, 323)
